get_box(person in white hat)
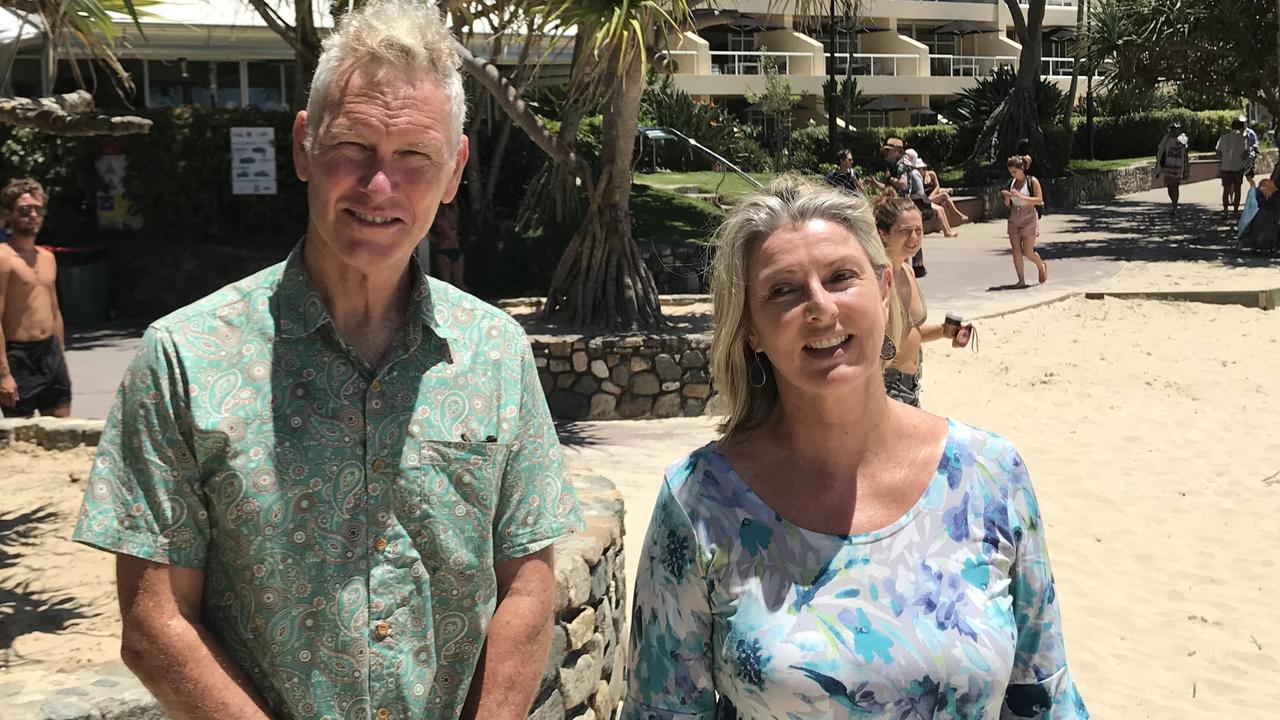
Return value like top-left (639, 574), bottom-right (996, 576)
top-left (904, 149), bottom-right (959, 238)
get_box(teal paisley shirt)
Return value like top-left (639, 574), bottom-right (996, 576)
top-left (73, 244), bottom-right (585, 720)
top-left (624, 420), bottom-right (1087, 720)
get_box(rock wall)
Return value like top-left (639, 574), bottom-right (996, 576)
top-left (2, 418), bottom-right (629, 720)
top-left (530, 333), bottom-right (716, 421)
top-left (962, 150), bottom-right (1279, 220)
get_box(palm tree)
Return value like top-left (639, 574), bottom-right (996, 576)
top-left (0, 0), bottom-right (153, 134)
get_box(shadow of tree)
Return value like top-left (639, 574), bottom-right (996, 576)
top-left (0, 506), bottom-right (98, 669)
top-left (556, 421), bottom-right (604, 449)
top-left (65, 322), bottom-right (147, 351)
top-left (1044, 199), bottom-right (1279, 269)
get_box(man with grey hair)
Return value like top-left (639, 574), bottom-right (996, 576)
top-left (73, 2), bottom-right (584, 719)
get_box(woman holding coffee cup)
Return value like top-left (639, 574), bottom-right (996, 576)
top-left (874, 196), bottom-right (973, 406)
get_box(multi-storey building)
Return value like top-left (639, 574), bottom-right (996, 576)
top-left (0, 0), bottom-right (1079, 128)
top-left (665, 0), bottom-right (1083, 128)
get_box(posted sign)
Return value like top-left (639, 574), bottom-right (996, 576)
top-left (230, 127), bottom-right (277, 195)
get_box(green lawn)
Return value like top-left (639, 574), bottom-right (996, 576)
top-left (630, 184), bottom-right (726, 245)
top-left (635, 171), bottom-right (776, 201)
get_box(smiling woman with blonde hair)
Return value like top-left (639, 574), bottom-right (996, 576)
top-left (623, 176), bottom-right (1087, 720)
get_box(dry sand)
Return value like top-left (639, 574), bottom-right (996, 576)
top-left (3, 295), bottom-right (1278, 718)
top-left (0, 444), bottom-right (115, 673)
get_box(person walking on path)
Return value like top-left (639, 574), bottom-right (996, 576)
top-left (1002, 155), bottom-right (1048, 288)
top-left (71, 2), bottom-right (585, 719)
top-left (1156, 122), bottom-right (1191, 217)
top-left (0, 178), bottom-right (70, 418)
top-left (1217, 118), bottom-right (1249, 216)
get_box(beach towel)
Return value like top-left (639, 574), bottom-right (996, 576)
top-left (1238, 187), bottom-right (1259, 240)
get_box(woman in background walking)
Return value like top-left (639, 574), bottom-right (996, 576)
top-left (1002, 155), bottom-right (1048, 288)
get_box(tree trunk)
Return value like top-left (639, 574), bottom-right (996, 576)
top-left (974, 0), bottom-right (1049, 173)
top-left (0, 91), bottom-right (151, 135)
top-left (542, 47), bottom-right (664, 329)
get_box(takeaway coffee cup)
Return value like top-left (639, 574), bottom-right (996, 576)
top-left (944, 313), bottom-right (963, 339)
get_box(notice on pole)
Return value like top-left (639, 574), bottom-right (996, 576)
top-left (230, 127), bottom-right (277, 195)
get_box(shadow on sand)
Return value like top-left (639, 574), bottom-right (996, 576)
top-left (0, 506), bottom-right (98, 670)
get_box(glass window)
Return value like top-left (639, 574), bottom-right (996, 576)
top-left (8, 58), bottom-right (43, 98)
top-left (247, 61), bottom-right (290, 110)
top-left (147, 59), bottom-right (213, 107)
top-left (214, 61), bottom-right (242, 108)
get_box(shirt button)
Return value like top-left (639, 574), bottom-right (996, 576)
top-left (376, 708), bottom-right (389, 720)
top-left (374, 538), bottom-right (388, 552)
top-left (372, 458), bottom-right (385, 472)
top-left (375, 621), bottom-right (391, 640)
top-left (371, 379), bottom-right (382, 392)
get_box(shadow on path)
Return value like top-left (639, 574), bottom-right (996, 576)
top-left (66, 322), bottom-right (147, 351)
top-left (0, 506), bottom-right (98, 670)
top-left (1046, 199), bottom-right (1278, 268)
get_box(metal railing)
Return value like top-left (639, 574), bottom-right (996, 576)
top-left (1041, 56), bottom-right (1075, 77)
top-left (831, 53), bottom-right (919, 77)
top-left (707, 50), bottom-right (813, 75)
top-left (930, 54), bottom-right (1018, 77)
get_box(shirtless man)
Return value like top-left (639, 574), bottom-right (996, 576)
top-left (0, 178), bottom-right (70, 417)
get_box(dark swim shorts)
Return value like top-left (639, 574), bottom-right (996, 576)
top-left (3, 335), bottom-right (71, 417)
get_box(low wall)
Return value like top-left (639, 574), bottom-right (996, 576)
top-left (530, 333), bottom-right (716, 421)
top-left (962, 149), bottom-right (1279, 220)
top-left (1, 418), bottom-right (628, 720)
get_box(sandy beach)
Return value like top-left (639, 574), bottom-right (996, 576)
top-left (3, 186), bottom-right (1278, 716)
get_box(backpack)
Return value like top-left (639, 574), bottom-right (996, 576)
top-left (1163, 141), bottom-right (1187, 171)
top-left (1009, 176), bottom-right (1046, 218)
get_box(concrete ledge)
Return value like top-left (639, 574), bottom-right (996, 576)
top-left (1084, 288), bottom-right (1280, 310)
top-left (0, 418), bottom-right (105, 450)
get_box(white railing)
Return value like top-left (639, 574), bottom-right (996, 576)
top-left (708, 51), bottom-right (812, 75)
top-left (930, 54), bottom-right (1018, 77)
top-left (1041, 56), bottom-right (1075, 77)
top-left (831, 53), bottom-right (919, 77)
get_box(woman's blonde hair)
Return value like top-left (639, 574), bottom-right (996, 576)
top-left (708, 175), bottom-right (903, 437)
top-left (1008, 154), bottom-right (1032, 171)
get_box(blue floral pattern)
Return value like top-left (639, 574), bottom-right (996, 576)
top-left (624, 419), bottom-right (1087, 720)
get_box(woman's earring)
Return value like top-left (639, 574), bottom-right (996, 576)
top-left (749, 352), bottom-right (768, 388)
top-left (880, 335), bottom-right (897, 361)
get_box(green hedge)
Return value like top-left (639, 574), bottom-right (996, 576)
top-left (786, 125), bottom-right (962, 174)
top-left (1072, 109), bottom-right (1240, 160)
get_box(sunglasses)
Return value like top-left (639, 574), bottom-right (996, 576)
top-left (13, 204), bottom-right (45, 216)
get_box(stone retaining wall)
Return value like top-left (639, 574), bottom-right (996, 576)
top-left (962, 149), bottom-right (1279, 220)
top-left (530, 333), bottom-right (716, 421)
top-left (2, 418), bottom-right (629, 720)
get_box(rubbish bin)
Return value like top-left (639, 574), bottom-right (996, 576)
top-left (48, 245), bottom-right (110, 327)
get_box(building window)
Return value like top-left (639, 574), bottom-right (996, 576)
top-left (246, 61), bottom-right (291, 110)
top-left (147, 59), bottom-right (213, 107)
top-left (214, 61), bottom-right (241, 108)
top-left (7, 58), bottom-right (43, 98)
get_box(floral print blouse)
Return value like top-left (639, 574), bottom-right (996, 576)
top-left (624, 419), bottom-right (1087, 719)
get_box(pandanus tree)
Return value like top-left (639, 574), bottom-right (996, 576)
top-left (966, 0), bottom-right (1050, 171)
top-left (1, 0), bottom-right (152, 135)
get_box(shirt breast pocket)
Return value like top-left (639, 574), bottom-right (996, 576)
top-left (404, 440), bottom-right (510, 570)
